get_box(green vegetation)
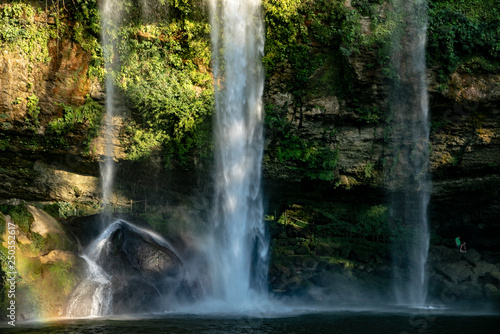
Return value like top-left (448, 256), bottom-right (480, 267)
top-left (65, 0), bottom-right (102, 78)
top-left (265, 104), bottom-right (339, 181)
top-left (29, 232), bottom-right (45, 254)
top-left (94, 0), bottom-right (215, 169)
top-left (309, 203), bottom-right (391, 242)
top-left (48, 98), bottom-right (102, 136)
top-left (0, 2), bottom-right (54, 63)
top-left (0, 212), bottom-right (5, 235)
top-left (0, 1), bottom-right (104, 153)
top-left (427, 0), bottom-right (500, 80)
top-left (273, 201), bottom-right (420, 246)
top-left (25, 94), bottom-right (41, 131)
top-left (48, 97), bottom-right (104, 150)
top-left (0, 204), bottom-right (33, 234)
top-left (46, 261), bottom-right (77, 295)
top-left (0, 203), bottom-right (80, 317)
top-left (42, 202), bottom-right (75, 219)
top-left (350, 0), bottom-right (500, 83)
top-left (263, 0), bottom-right (361, 98)
top-left (0, 206), bottom-right (32, 313)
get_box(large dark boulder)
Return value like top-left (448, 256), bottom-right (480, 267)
top-left (66, 220), bottom-right (202, 316)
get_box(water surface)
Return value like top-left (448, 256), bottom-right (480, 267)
top-left (3, 311), bottom-right (499, 334)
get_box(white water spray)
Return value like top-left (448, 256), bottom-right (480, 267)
top-left (208, 0), bottom-right (269, 305)
top-left (388, 0), bottom-right (431, 307)
top-left (65, 254), bottom-right (113, 317)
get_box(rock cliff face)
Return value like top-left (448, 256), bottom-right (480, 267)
top-left (262, 22), bottom-right (500, 257)
top-left (263, 58), bottom-right (500, 248)
top-left (0, 39), bottom-right (95, 130)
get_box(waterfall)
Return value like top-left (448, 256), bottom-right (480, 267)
top-left (100, 0), bottom-right (122, 207)
top-left (208, 0), bottom-right (269, 304)
top-left (65, 255), bottom-right (113, 317)
top-left (66, 0), bottom-right (124, 317)
top-left (65, 220), bottom-right (121, 318)
top-left (388, 0), bottom-right (431, 307)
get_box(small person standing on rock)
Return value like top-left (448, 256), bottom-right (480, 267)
top-left (455, 236), bottom-right (461, 249)
top-left (460, 242), bottom-right (467, 253)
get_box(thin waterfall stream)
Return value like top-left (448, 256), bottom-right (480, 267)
top-left (100, 0), bottom-right (121, 208)
top-left (66, 0), bottom-right (123, 317)
top-left (388, 0), bottom-right (431, 307)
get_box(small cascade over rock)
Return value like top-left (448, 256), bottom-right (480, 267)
top-left (66, 220), bottom-right (201, 316)
top-left (66, 255), bottom-right (113, 317)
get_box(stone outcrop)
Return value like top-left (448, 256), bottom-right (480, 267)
top-left (270, 230), bottom-right (500, 308)
top-left (65, 220), bottom-right (201, 316)
top-left (32, 161), bottom-right (100, 202)
top-left (0, 160), bottom-right (101, 202)
top-left (0, 204), bottom-right (83, 319)
top-left (39, 250), bottom-right (76, 265)
top-left (0, 40), bottom-right (93, 130)
top-left (428, 246), bottom-right (500, 307)
top-left (27, 204), bottom-right (65, 237)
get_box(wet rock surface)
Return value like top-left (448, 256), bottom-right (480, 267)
top-left (66, 220), bottom-right (201, 315)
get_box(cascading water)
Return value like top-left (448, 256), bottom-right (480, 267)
top-left (208, 0), bottom-right (269, 305)
top-left (100, 0), bottom-right (122, 208)
top-left (65, 255), bottom-right (113, 317)
top-left (388, 0), bottom-right (431, 307)
top-left (66, 220), bottom-right (191, 317)
top-left (66, 0), bottom-right (123, 317)
top-left (65, 222), bottom-right (121, 317)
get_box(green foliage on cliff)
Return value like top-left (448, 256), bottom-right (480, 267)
top-left (263, 0), bottom-right (361, 98)
top-left (0, 0), bottom-right (102, 74)
top-left (0, 204), bottom-right (33, 234)
top-left (0, 212), bottom-right (5, 235)
top-left (46, 261), bottom-right (77, 295)
top-left (274, 201), bottom-right (395, 244)
top-left (48, 97), bottom-right (103, 145)
top-left (265, 104), bottom-right (338, 181)
top-left (427, 0), bottom-right (500, 79)
top-left (0, 2), bottom-right (54, 62)
top-left (66, 0), bottom-right (103, 78)
top-left (313, 203), bottom-right (391, 241)
top-left (0, 1), bottom-right (104, 152)
top-left (25, 94), bottom-right (41, 131)
top-left (96, 0), bottom-right (215, 169)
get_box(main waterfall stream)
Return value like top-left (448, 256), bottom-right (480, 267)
top-left (207, 0), bottom-right (269, 306)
